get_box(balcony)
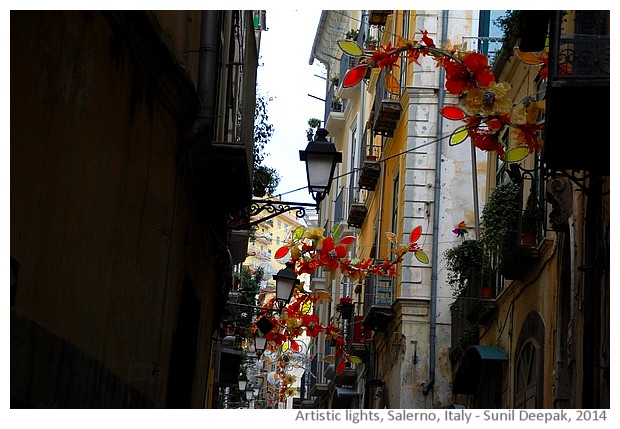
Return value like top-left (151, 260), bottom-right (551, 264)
top-left (372, 100), bottom-right (401, 137)
top-left (544, 11), bottom-right (610, 174)
top-left (348, 315), bottom-right (371, 363)
top-left (347, 203), bottom-right (368, 229)
top-left (362, 273), bottom-right (393, 332)
top-left (368, 10), bottom-right (391, 26)
top-left (358, 159), bottom-right (381, 191)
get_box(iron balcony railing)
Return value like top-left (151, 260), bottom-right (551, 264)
top-left (362, 271), bottom-right (393, 316)
top-left (461, 36), bottom-right (504, 64)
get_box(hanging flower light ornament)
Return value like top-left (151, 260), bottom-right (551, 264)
top-left (249, 223), bottom-right (429, 401)
top-left (452, 221), bottom-right (468, 238)
top-left (338, 30), bottom-right (549, 163)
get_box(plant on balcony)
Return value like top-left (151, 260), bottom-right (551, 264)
top-left (364, 37), bottom-right (378, 50)
top-left (306, 117), bottom-right (321, 142)
top-left (443, 239), bottom-right (484, 298)
top-left (336, 296), bottom-right (354, 320)
top-left (253, 90), bottom-right (280, 197)
top-left (331, 96), bottom-right (343, 111)
top-left (252, 164), bottom-right (280, 197)
top-left (521, 190), bottom-right (542, 244)
top-left (345, 28), bottom-right (359, 41)
top-left (330, 74), bottom-right (340, 86)
top-left (481, 181), bottom-right (520, 256)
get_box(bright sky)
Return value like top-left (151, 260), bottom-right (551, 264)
top-left (256, 9), bottom-right (327, 205)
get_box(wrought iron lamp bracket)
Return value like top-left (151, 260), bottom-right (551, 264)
top-left (543, 168), bottom-right (596, 195)
top-left (232, 199), bottom-right (317, 230)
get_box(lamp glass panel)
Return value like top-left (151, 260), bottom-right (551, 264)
top-left (238, 377), bottom-right (248, 392)
top-left (275, 278), bottom-right (295, 303)
top-left (305, 153), bottom-right (335, 192)
top-left (254, 335), bottom-right (267, 352)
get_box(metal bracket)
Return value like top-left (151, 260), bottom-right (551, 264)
top-left (231, 199), bottom-right (317, 230)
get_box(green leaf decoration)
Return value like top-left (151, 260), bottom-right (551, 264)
top-left (293, 226), bottom-right (305, 241)
top-left (503, 146), bottom-right (530, 163)
top-left (415, 250), bottom-right (429, 264)
top-left (337, 40), bottom-right (364, 57)
top-left (332, 222), bottom-right (341, 240)
top-left (449, 125), bottom-right (469, 146)
top-left (347, 355), bottom-right (362, 364)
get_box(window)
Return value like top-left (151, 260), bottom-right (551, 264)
top-left (514, 312), bottom-right (544, 408)
top-left (347, 125), bottom-right (358, 210)
top-left (515, 340), bottom-right (540, 408)
top-left (400, 11), bottom-right (410, 92)
top-left (391, 174), bottom-right (400, 237)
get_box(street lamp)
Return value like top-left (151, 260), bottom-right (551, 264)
top-left (299, 128), bottom-right (342, 204)
top-left (272, 261), bottom-right (300, 306)
top-left (238, 373), bottom-right (249, 392)
top-left (245, 384), bottom-right (255, 402)
top-left (254, 333), bottom-right (268, 356)
top-left (230, 127), bottom-right (342, 232)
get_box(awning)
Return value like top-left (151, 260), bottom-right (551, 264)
top-left (452, 345), bottom-right (508, 394)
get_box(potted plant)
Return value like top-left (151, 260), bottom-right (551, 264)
top-left (521, 191), bottom-right (541, 245)
top-left (331, 96), bottom-right (343, 112)
top-left (481, 181), bottom-right (520, 257)
top-left (330, 74), bottom-right (340, 87)
top-left (345, 28), bottom-right (359, 41)
top-left (253, 165), bottom-right (280, 197)
top-left (336, 296), bottom-right (354, 320)
top-left (443, 239), bottom-right (484, 299)
top-left (306, 117), bottom-right (321, 142)
top-left (364, 37), bottom-right (378, 50)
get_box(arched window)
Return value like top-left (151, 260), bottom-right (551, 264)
top-left (514, 311), bottom-right (544, 408)
top-left (515, 339), bottom-right (540, 408)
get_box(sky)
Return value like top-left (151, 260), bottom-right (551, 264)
top-left (256, 9), bottom-right (327, 206)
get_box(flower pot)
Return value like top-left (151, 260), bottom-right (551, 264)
top-left (338, 302), bottom-right (354, 320)
top-left (521, 233), bottom-right (536, 246)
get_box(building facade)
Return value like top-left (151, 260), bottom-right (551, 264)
top-left (451, 10), bottom-right (609, 409)
top-left (308, 10), bottom-right (490, 408)
top-left (306, 9), bottom-right (609, 410)
top-left (11, 10), bottom-right (263, 408)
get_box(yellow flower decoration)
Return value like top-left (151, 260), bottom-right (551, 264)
top-left (303, 226), bottom-right (325, 247)
top-left (284, 373), bottom-right (297, 385)
top-left (284, 386), bottom-right (297, 397)
top-left (512, 99), bottom-right (546, 125)
top-left (462, 81), bottom-right (512, 117)
top-left (285, 316), bottom-right (302, 331)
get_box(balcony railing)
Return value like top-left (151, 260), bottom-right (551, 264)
top-left (494, 162), bottom-right (547, 281)
top-left (361, 272), bottom-right (394, 332)
top-left (462, 36), bottom-right (504, 64)
top-left (550, 34), bottom-right (610, 81)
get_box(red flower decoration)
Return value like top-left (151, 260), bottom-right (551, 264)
top-left (441, 52), bottom-right (495, 95)
top-left (302, 314), bottom-right (322, 338)
top-left (317, 237), bottom-right (347, 270)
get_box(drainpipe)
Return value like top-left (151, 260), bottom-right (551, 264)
top-left (191, 11), bottom-right (221, 142)
top-left (422, 10), bottom-right (448, 397)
